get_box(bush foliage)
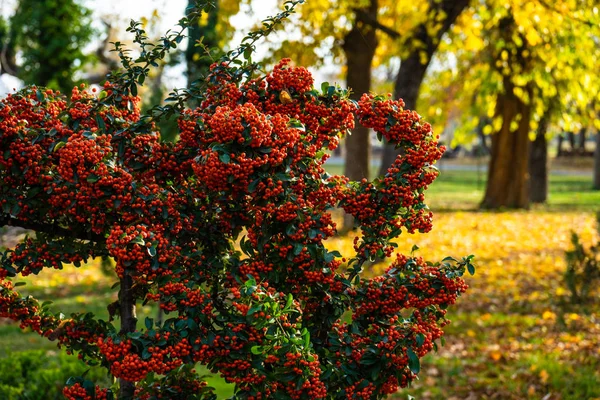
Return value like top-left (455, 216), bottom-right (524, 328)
top-left (0, 350), bottom-right (109, 400)
top-left (0, 1), bottom-right (472, 398)
top-left (565, 212), bottom-right (600, 304)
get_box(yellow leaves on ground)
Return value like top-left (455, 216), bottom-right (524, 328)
top-left (377, 210), bottom-right (600, 399)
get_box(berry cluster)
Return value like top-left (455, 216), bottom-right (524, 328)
top-left (0, 56), bottom-right (472, 399)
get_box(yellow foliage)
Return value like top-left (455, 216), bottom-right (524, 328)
top-left (539, 369), bottom-right (550, 384)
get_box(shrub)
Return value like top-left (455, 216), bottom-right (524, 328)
top-left (564, 212), bottom-right (600, 304)
top-left (0, 350), bottom-right (109, 400)
top-left (0, 1), bottom-right (473, 398)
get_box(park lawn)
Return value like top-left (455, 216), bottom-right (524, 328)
top-left (425, 169), bottom-right (600, 211)
top-left (323, 161), bottom-right (600, 211)
top-left (1, 168), bottom-right (599, 398)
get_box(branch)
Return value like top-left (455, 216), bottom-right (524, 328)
top-left (118, 274), bottom-right (137, 399)
top-left (536, 0), bottom-right (596, 28)
top-left (355, 9), bottom-right (400, 39)
top-left (0, 214), bottom-right (105, 243)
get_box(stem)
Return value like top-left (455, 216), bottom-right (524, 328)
top-left (0, 214), bottom-right (104, 243)
top-left (118, 274), bottom-right (137, 399)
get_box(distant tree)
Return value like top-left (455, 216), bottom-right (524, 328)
top-left (529, 102), bottom-right (555, 203)
top-left (421, 0), bottom-right (600, 209)
top-left (7, 0), bottom-right (94, 94)
top-left (267, 0), bottom-right (470, 177)
top-left (594, 129), bottom-right (600, 190)
top-left (376, 0), bottom-right (471, 176)
top-left (342, 0), bottom-right (378, 185)
top-left (186, 0), bottom-right (242, 96)
top-left (186, 0), bottom-right (220, 96)
top-left (0, 16), bottom-right (17, 76)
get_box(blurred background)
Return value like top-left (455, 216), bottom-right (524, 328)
top-left (0, 0), bottom-right (599, 399)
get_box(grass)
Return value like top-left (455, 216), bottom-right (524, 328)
top-left (0, 262), bottom-right (235, 395)
top-left (1, 158), bottom-right (599, 398)
top-left (323, 159), bottom-right (600, 211)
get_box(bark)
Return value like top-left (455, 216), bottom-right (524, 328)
top-left (567, 131), bottom-right (576, 152)
top-left (186, 0), bottom-right (219, 87)
top-left (341, 0), bottom-right (378, 231)
top-left (481, 79), bottom-right (532, 209)
top-left (476, 116), bottom-right (491, 155)
top-left (577, 127), bottom-right (587, 153)
top-left (557, 134), bottom-right (565, 157)
top-left (0, 17), bottom-right (18, 76)
top-left (343, 1), bottom-right (377, 182)
top-left (594, 131), bottom-right (600, 190)
top-left (529, 111), bottom-right (550, 203)
top-left (118, 274), bottom-right (137, 399)
top-left (378, 0), bottom-right (470, 176)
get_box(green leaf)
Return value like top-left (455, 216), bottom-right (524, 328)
top-left (285, 293), bottom-right (293, 310)
top-left (65, 376), bottom-right (79, 386)
top-left (250, 345), bottom-right (263, 355)
top-left (219, 153), bottom-right (230, 164)
top-left (293, 243), bottom-right (303, 256)
top-left (131, 235), bottom-right (145, 246)
top-left (36, 88), bottom-right (45, 102)
top-left (147, 246), bottom-right (157, 257)
top-left (467, 262), bottom-right (475, 275)
top-left (86, 174), bottom-right (99, 183)
top-left (248, 179), bottom-right (259, 193)
top-left (130, 82), bottom-right (138, 96)
top-left (302, 327), bottom-right (310, 348)
top-left (82, 378), bottom-right (95, 394)
top-left (52, 141), bottom-right (66, 153)
top-left (247, 305), bottom-right (262, 316)
top-left (288, 120), bottom-right (305, 131)
top-left (416, 333), bottom-right (425, 347)
top-left (327, 86), bottom-right (335, 97)
top-left (95, 115), bottom-right (106, 131)
top-left (142, 348), bottom-right (152, 360)
top-left (407, 348), bottom-right (420, 374)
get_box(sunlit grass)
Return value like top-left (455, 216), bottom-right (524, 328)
top-left (323, 161), bottom-right (600, 211)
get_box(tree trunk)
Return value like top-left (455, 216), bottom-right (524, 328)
top-left (577, 127), bottom-right (587, 154)
top-left (341, 0), bottom-right (378, 231)
top-left (594, 131), bottom-right (600, 190)
top-left (378, 0), bottom-right (470, 176)
top-left (0, 22), bottom-right (18, 76)
top-left (476, 116), bottom-right (491, 155)
top-left (378, 53), bottom-right (427, 175)
top-left (481, 80), bottom-right (532, 209)
top-left (567, 131), bottom-right (576, 152)
top-left (186, 0), bottom-right (219, 106)
top-left (529, 111), bottom-right (550, 203)
top-left (118, 274), bottom-right (137, 399)
top-left (557, 134), bottom-right (565, 157)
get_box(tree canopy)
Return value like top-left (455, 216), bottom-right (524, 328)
top-left (6, 0), bottom-right (95, 94)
